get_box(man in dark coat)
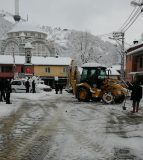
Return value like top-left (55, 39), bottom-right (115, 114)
top-left (5, 79), bottom-right (12, 104)
top-left (130, 81), bottom-right (142, 113)
top-left (59, 83), bottom-right (63, 94)
top-left (0, 79), bottom-right (6, 102)
top-left (55, 82), bottom-right (59, 94)
top-left (32, 80), bottom-right (36, 93)
top-left (25, 78), bottom-right (30, 93)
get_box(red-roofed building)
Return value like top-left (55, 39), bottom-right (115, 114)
top-left (0, 55), bottom-right (73, 88)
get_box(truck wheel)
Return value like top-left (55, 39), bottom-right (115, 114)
top-left (102, 92), bottom-right (114, 104)
top-left (77, 87), bottom-right (91, 102)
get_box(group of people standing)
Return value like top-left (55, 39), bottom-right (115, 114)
top-left (0, 77), bottom-right (36, 105)
top-left (0, 79), bottom-right (12, 104)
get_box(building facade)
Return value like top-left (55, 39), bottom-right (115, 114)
top-left (0, 55), bottom-right (73, 88)
top-left (126, 42), bottom-right (143, 83)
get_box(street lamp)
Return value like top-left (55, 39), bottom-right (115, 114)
top-left (12, 47), bottom-right (17, 79)
top-left (109, 32), bottom-right (125, 80)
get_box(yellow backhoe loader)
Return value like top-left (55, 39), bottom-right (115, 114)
top-left (67, 62), bottom-right (128, 104)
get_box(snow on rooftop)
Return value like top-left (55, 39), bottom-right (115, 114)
top-left (126, 46), bottom-right (143, 56)
top-left (126, 40), bottom-right (143, 54)
top-left (111, 64), bottom-right (121, 71)
top-left (31, 56), bottom-right (72, 65)
top-left (0, 55), bottom-right (72, 66)
top-left (8, 21), bottom-right (47, 35)
top-left (107, 67), bottom-right (120, 75)
top-left (82, 62), bottom-right (106, 68)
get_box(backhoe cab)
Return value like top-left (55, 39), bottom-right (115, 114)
top-left (75, 63), bottom-right (127, 104)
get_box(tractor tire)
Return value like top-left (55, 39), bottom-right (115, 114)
top-left (114, 94), bottom-right (125, 104)
top-left (102, 92), bottom-right (114, 104)
top-left (77, 87), bottom-right (91, 102)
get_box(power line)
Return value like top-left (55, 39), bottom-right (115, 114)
top-left (119, 0), bottom-right (143, 33)
top-left (118, 6), bottom-right (138, 31)
top-left (119, 0), bottom-right (141, 30)
top-left (123, 9), bottom-right (142, 32)
top-left (95, 1), bottom-right (143, 41)
top-left (121, 7), bottom-right (142, 32)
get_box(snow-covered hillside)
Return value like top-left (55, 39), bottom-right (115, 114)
top-left (42, 26), bottom-right (120, 66)
top-left (0, 17), bottom-right (120, 67)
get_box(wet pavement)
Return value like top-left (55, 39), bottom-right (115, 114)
top-left (0, 93), bottom-right (143, 160)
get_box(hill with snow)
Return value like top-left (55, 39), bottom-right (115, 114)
top-left (42, 26), bottom-right (120, 66)
top-left (0, 17), bottom-right (120, 67)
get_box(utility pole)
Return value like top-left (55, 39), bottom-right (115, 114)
top-left (12, 47), bottom-right (17, 79)
top-left (112, 32), bottom-right (125, 80)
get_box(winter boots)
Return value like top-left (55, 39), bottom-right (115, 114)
top-left (136, 106), bottom-right (139, 112)
top-left (131, 106), bottom-right (136, 113)
top-left (131, 106), bottom-right (139, 113)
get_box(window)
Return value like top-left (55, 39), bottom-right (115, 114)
top-left (16, 33), bottom-right (19, 36)
top-left (27, 32), bottom-right (31, 37)
top-left (48, 67), bottom-right (50, 73)
top-left (99, 69), bottom-right (107, 79)
top-left (1, 66), bottom-right (12, 72)
top-left (31, 33), bottom-right (35, 37)
top-left (139, 57), bottom-right (143, 68)
top-left (38, 34), bottom-right (41, 38)
top-left (11, 81), bottom-right (22, 85)
top-left (45, 68), bottom-right (48, 72)
top-left (26, 57), bottom-right (31, 63)
top-left (45, 67), bottom-right (50, 73)
top-left (21, 67), bottom-right (24, 73)
top-left (80, 68), bottom-right (88, 81)
top-left (63, 67), bottom-right (66, 73)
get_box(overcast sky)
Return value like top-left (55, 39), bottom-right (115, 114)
top-left (0, 0), bottom-right (143, 45)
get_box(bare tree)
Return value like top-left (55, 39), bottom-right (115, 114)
top-left (68, 31), bottom-right (95, 65)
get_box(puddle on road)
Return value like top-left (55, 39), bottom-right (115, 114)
top-left (113, 147), bottom-right (138, 160)
top-left (106, 109), bottom-right (143, 138)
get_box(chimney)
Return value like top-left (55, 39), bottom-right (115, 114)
top-left (133, 40), bottom-right (138, 44)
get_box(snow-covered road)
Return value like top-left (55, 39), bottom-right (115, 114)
top-left (0, 91), bottom-right (143, 160)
